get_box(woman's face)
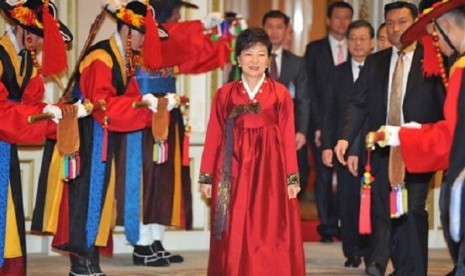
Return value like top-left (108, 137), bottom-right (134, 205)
top-left (237, 43), bottom-right (269, 79)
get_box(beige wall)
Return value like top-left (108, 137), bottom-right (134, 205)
top-left (76, 0), bottom-right (117, 60)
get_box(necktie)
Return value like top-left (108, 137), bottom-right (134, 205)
top-left (387, 51), bottom-right (405, 186)
top-left (269, 53), bottom-right (278, 80)
top-left (355, 64), bottom-right (363, 81)
top-left (336, 44), bottom-right (344, 65)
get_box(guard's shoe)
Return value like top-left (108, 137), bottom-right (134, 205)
top-left (69, 255), bottom-right (92, 276)
top-left (152, 240), bottom-right (184, 263)
top-left (133, 245), bottom-right (170, 267)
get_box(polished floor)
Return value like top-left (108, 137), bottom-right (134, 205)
top-left (28, 242), bottom-right (453, 276)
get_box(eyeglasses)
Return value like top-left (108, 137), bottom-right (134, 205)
top-left (348, 36), bottom-right (370, 42)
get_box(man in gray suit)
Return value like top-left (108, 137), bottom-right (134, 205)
top-left (262, 10), bottom-right (310, 195)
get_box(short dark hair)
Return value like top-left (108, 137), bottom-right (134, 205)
top-left (235, 28), bottom-right (272, 58)
top-left (327, 2), bottom-right (353, 19)
top-left (347, 20), bottom-right (374, 38)
top-left (376, 22), bottom-right (386, 39)
top-left (384, 1), bottom-right (418, 19)
top-left (262, 10), bottom-right (290, 26)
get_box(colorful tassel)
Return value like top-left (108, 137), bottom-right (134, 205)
top-left (62, 153), bottom-right (81, 181)
top-left (396, 186), bottom-right (403, 216)
top-left (402, 186), bottom-right (408, 213)
top-left (390, 188), bottom-right (397, 218)
top-left (153, 142), bottom-right (158, 163)
top-left (153, 141), bottom-right (169, 164)
top-left (359, 185), bottom-right (371, 234)
top-left (41, 0), bottom-right (68, 75)
top-left (102, 116), bottom-right (109, 162)
top-left (359, 150), bottom-right (374, 234)
top-left (63, 156), bottom-right (69, 181)
top-left (390, 185), bottom-right (408, 218)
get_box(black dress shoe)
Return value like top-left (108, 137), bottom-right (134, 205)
top-left (69, 255), bottom-right (92, 276)
top-left (89, 246), bottom-right (106, 276)
top-left (319, 235), bottom-right (333, 243)
top-left (133, 245), bottom-right (170, 267)
top-left (344, 256), bottom-right (362, 268)
top-left (365, 262), bottom-right (383, 276)
top-left (152, 240), bottom-right (184, 263)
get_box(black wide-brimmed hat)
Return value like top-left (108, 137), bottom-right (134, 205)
top-left (0, 0), bottom-right (73, 42)
top-left (106, 0), bottom-right (168, 38)
top-left (401, 0), bottom-right (465, 46)
top-left (150, 0), bottom-right (198, 23)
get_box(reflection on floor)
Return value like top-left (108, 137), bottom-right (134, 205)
top-left (28, 242), bottom-right (453, 275)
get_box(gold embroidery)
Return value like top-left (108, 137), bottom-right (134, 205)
top-left (287, 173), bottom-right (300, 185)
top-left (199, 173), bottom-right (213, 184)
top-left (228, 102), bottom-right (261, 118)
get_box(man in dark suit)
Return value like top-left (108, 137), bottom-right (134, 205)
top-left (303, 1), bottom-right (353, 242)
top-left (322, 20), bottom-right (374, 269)
top-left (335, 2), bottom-right (445, 275)
top-left (262, 10), bottom-right (310, 194)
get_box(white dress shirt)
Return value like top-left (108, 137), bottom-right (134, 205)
top-left (328, 34), bottom-right (348, 65)
top-left (351, 59), bottom-right (364, 82)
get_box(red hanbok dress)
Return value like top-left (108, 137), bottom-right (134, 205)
top-left (199, 78), bottom-right (305, 276)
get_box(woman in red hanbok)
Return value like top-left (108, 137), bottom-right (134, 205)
top-left (199, 28), bottom-right (305, 276)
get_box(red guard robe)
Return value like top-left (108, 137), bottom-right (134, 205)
top-left (0, 34), bottom-right (54, 275)
top-left (398, 56), bottom-right (464, 172)
top-left (50, 36), bottom-right (152, 255)
top-left (199, 78), bottom-right (305, 276)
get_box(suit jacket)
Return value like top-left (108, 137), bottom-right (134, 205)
top-left (277, 49), bottom-right (309, 134)
top-left (322, 61), bottom-right (364, 156)
top-left (304, 37), bottom-right (349, 133)
top-left (340, 44), bottom-right (445, 176)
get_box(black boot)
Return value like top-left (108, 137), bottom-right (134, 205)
top-left (69, 254), bottom-right (92, 276)
top-left (152, 240), bottom-right (184, 263)
top-left (88, 246), bottom-right (106, 276)
top-left (133, 245), bottom-right (170, 267)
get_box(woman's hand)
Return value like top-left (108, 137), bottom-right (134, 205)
top-left (200, 184), bottom-right (212, 198)
top-left (287, 184), bottom-right (301, 199)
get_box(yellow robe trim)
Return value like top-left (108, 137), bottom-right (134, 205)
top-left (79, 36), bottom-right (126, 86)
top-left (450, 55), bottom-right (465, 77)
top-left (171, 125), bottom-right (182, 227)
top-left (79, 49), bottom-right (113, 74)
top-left (42, 146), bottom-right (65, 233)
top-left (109, 36), bottom-right (127, 85)
top-left (4, 185), bottom-right (22, 258)
top-left (0, 35), bottom-right (38, 85)
top-left (95, 160), bottom-right (116, 247)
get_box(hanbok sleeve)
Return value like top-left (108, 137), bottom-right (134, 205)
top-left (399, 66), bottom-right (463, 172)
top-left (278, 85), bottom-right (299, 185)
top-left (79, 59), bottom-right (151, 132)
top-left (199, 88), bottom-right (226, 184)
top-left (0, 80), bottom-right (49, 144)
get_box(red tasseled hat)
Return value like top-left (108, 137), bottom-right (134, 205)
top-left (0, 0), bottom-right (73, 75)
top-left (106, 0), bottom-right (168, 71)
top-left (401, 0), bottom-right (465, 77)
